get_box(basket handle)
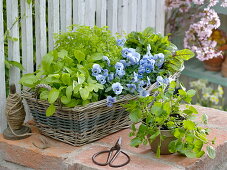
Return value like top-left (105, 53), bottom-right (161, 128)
top-left (35, 84), bottom-right (51, 99)
top-left (35, 84), bottom-right (52, 91)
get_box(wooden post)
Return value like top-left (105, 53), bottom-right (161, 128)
top-left (0, 0), bottom-right (6, 132)
top-left (48, 0), bottom-right (59, 51)
top-left (35, 0), bottom-right (47, 69)
top-left (155, 0), bottom-right (165, 35)
top-left (21, 0), bottom-right (33, 74)
top-left (6, 0), bottom-right (21, 92)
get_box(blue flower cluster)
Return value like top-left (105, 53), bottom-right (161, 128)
top-left (156, 76), bottom-right (169, 86)
top-left (91, 40), bottom-right (169, 107)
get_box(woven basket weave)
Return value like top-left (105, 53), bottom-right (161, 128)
top-left (22, 90), bottom-right (136, 146)
top-left (22, 72), bottom-right (181, 146)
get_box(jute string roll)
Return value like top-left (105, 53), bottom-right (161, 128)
top-left (5, 85), bottom-right (33, 137)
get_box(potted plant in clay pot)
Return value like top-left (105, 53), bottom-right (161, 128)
top-left (123, 81), bottom-right (216, 158)
top-left (202, 29), bottom-right (226, 72)
top-left (220, 44), bottom-right (227, 77)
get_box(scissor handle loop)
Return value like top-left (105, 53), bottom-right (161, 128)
top-left (92, 150), bottom-right (130, 168)
top-left (109, 151), bottom-right (130, 168)
top-left (92, 150), bottom-right (110, 166)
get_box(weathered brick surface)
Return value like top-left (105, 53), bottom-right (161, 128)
top-left (0, 105), bottom-right (227, 170)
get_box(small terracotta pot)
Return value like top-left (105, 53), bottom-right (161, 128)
top-left (221, 56), bottom-right (227, 77)
top-left (220, 45), bottom-right (227, 77)
top-left (148, 130), bottom-right (176, 155)
top-left (203, 57), bottom-right (224, 72)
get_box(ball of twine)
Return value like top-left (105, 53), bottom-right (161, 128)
top-left (5, 85), bottom-right (26, 130)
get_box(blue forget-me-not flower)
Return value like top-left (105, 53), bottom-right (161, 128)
top-left (112, 82), bottom-right (123, 95)
top-left (106, 96), bottom-right (116, 107)
top-left (103, 56), bottom-right (110, 66)
top-left (96, 74), bottom-right (106, 85)
top-left (92, 64), bottom-right (102, 76)
top-left (116, 38), bottom-right (126, 47)
top-left (107, 72), bottom-right (114, 82)
top-left (156, 76), bottom-right (169, 86)
top-left (139, 90), bottom-right (150, 97)
top-left (154, 53), bottom-right (165, 68)
top-left (115, 62), bottom-right (124, 71)
top-left (126, 84), bottom-right (137, 93)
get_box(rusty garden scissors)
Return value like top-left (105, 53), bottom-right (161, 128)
top-left (92, 137), bottom-right (130, 168)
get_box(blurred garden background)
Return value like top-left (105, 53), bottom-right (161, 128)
top-left (165, 0), bottom-right (227, 111)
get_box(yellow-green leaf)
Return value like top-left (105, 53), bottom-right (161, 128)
top-left (46, 104), bottom-right (56, 117)
top-left (48, 88), bottom-right (59, 104)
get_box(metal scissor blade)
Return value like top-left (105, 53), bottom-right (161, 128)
top-left (114, 137), bottom-right (122, 147)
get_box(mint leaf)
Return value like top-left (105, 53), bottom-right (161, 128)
top-left (206, 145), bottom-right (216, 159)
top-left (40, 90), bottom-right (48, 100)
top-left (48, 88), bottom-right (59, 104)
top-left (78, 74), bottom-right (85, 84)
top-left (61, 73), bottom-right (71, 85)
top-left (5, 60), bottom-right (24, 70)
top-left (175, 49), bottom-right (195, 60)
top-left (58, 49), bottom-right (68, 58)
top-left (130, 137), bottom-right (142, 147)
top-left (46, 104), bottom-right (56, 117)
top-left (42, 53), bottom-right (54, 72)
top-left (74, 50), bottom-right (85, 64)
top-left (149, 130), bottom-right (160, 143)
top-left (20, 73), bottom-right (38, 87)
top-left (61, 96), bottom-right (71, 104)
top-left (187, 89), bottom-right (196, 97)
top-left (80, 87), bottom-right (90, 100)
top-left (129, 109), bottom-right (142, 122)
top-left (66, 86), bottom-right (73, 99)
top-left (183, 120), bottom-right (196, 130)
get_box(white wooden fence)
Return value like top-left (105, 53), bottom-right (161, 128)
top-left (0, 0), bottom-right (165, 132)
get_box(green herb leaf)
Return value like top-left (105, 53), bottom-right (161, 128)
top-left (206, 145), bottom-right (216, 159)
top-left (74, 50), bottom-right (85, 64)
top-left (61, 96), bottom-right (71, 104)
top-left (187, 89), bottom-right (196, 97)
top-left (40, 90), bottom-right (48, 100)
top-left (42, 53), bottom-right (54, 72)
top-left (48, 88), bottom-right (60, 104)
top-left (46, 104), bottom-right (56, 117)
top-left (149, 130), bottom-right (160, 143)
top-left (129, 109), bottom-right (142, 122)
top-left (80, 87), bottom-right (90, 100)
top-left (5, 60), bottom-right (24, 70)
top-left (61, 73), bottom-right (71, 85)
top-left (130, 137), bottom-right (142, 147)
top-left (184, 151), bottom-right (197, 158)
top-left (78, 74), bottom-right (85, 84)
top-left (168, 140), bottom-right (177, 153)
top-left (183, 120), bottom-right (196, 130)
top-left (175, 49), bottom-right (195, 60)
top-left (66, 86), bottom-right (73, 99)
top-left (20, 73), bottom-right (38, 87)
top-left (58, 49), bottom-right (68, 58)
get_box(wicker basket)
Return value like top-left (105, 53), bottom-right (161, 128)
top-left (22, 72), bottom-right (181, 146)
top-left (22, 89), bottom-right (136, 146)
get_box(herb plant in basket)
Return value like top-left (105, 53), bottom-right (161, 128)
top-left (19, 26), bottom-right (195, 146)
top-left (123, 81), bottom-right (216, 159)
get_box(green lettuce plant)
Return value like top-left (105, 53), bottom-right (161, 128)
top-left (123, 81), bottom-right (216, 158)
top-left (20, 25), bottom-right (122, 116)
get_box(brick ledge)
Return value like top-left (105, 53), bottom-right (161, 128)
top-left (0, 105), bottom-right (227, 170)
